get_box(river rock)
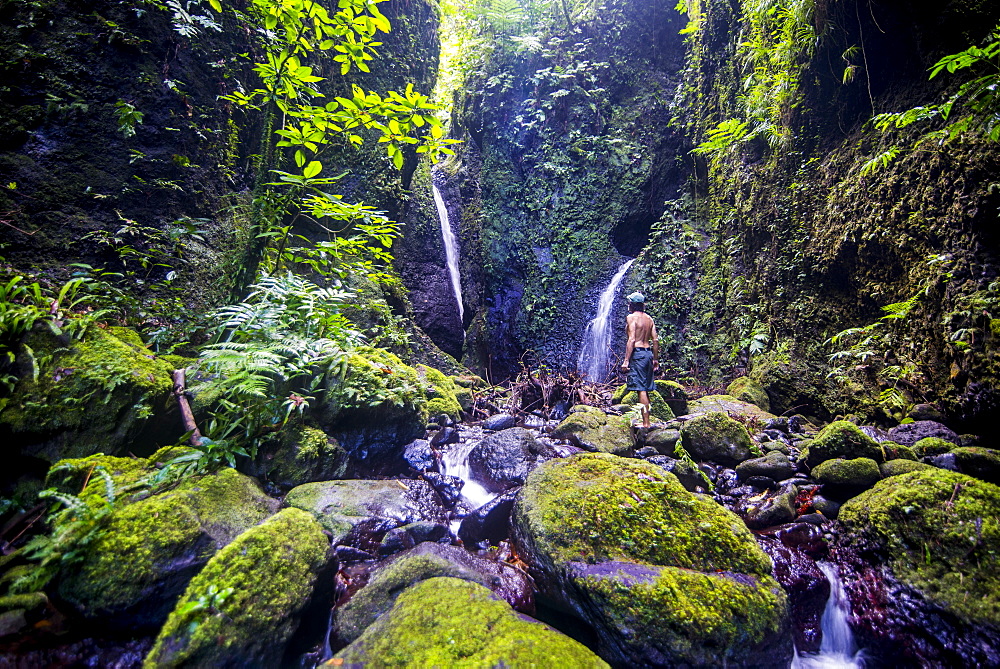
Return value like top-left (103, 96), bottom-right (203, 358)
top-left (879, 459), bottom-right (934, 478)
top-left (482, 413), bottom-right (518, 431)
top-left (253, 424), bottom-right (348, 490)
top-left (736, 451), bottom-right (796, 481)
top-left (812, 457), bottom-right (881, 489)
top-left (334, 578), bottom-right (606, 667)
top-left (908, 403), bottom-right (946, 422)
top-left (458, 488), bottom-right (519, 547)
top-left (285, 479), bottom-right (447, 548)
top-left (685, 394), bottom-right (777, 422)
top-left (680, 411), bottom-right (755, 466)
top-left (839, 470), bottom-right (1000, 666)
top-left (468, 427), bottom-right (551, 493)
top-left (643, 425), bottom-right (681, 454)
top-left (736, 482), bottom-right (798, 529)
top-left (913, 436), bottom-right (955, 457)
top-left (378, 521), bottom-right (450, 556)
top-left (646, 455), bottom-right (709, 492)
top-left (803, 420), bottom-right (883, 468)
top-left (421, 471), bottom-right (463, 507)
top-left (726, 376), bottom-right (771, 412)
top-left (552, 405), bottom-right (633, 456)
top-left (886, 420), bottom-right (960, 447)
top-left (403, 438), bottom-right (436, 472)
top-left (145, 508), bottom-right (330, 667)
top-left (57, 467), bottom-right (279, 631)
top-left (512, 453), bottom-right (791, 667)
top-left (333, 542), bottom-right (535, 644)
top-left (952, 447), bottom-right (1000, 484)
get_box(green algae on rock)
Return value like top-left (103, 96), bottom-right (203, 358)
top-left (417, 364), bottom-right (463, 420)
top-left (552, 405), bottom-right (634, 456)
top-left (726, 376), bottom-right (771, 412)
top-left (0, 326), bottom-right (176, 462)
top-left (913, 436), bottom-right (956, 458)
top-left (144, 507), bottom-right (330, 668)
top-left (879, 459), bottom-right (934, 478)
top-left (812, 457), bottom-right (882, 488)
top-left (512, 453), bottom-right (789, 666)
top-left (610, 384), bottom-right (677, 421)
top-left (57, 468), bottom-right (279, 629)
top-left (840, 470), bottom-right (1000, 628)
top-left (804, 420), bottom-right (883, 468)
top-left (681, 411), bottom-right (755, 466)
top-left (334, 577), bottom-right (609, 668)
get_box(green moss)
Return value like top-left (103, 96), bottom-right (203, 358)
top-left (806, 421), bottom-right (882, 468)
top-left (1, 326), bottom-right (175, 460)
top-left (880, 442), bottom-right (917, 461)
top-left (452, 385), bottom-right (473, 411)
top-left (334, 577), bottom-right (608, 668)
top-left (617, 390), bottom-right (676, 421)
top-left (811, 457), bottom-right (881, 487)
top-left (880, 459), bottom-right (934, 478)
top-left (515, 453), bottom-right (772, 576)
top-left (551, 405), bottom-right (634, 456)
top-left (725, 377), bottom-right (771, 412)
top-left (145, 508), bottom-right (330, 668)
top-left (680, 411), bottom-right (754, 466)
top-left (264, 424), bottom-right (347, 488)
top-left (320, 347), bottom-right (429, 428)
top-left (914, 437), bottom-right (956, 457)
top-left (952, 447), bottom-right (1000, 483)
top-left (0, 592), bottom-right (47, 614)
top-left (418, 364), bottom-right (462, 419)
top-left (840, 470), bottom-right (1000, 626)
top-left (578, 564), bottom-right (786, 664)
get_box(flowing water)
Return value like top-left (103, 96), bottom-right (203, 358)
top-left (440, 437), bottom-right (496, 510)
top-left (432, 182), bottom-right (464, 322)
top-left (791, 561), bottom-right (864, 668)
top-left (577, 258), bottom-right (635, 382)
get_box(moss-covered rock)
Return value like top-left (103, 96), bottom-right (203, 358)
top-left (811, 457), bottom-right (882, 488)
top-left (284, 479), bottom-right (447, 545)
top-left (551, 405), bottom-right (633, 456)
top-left (913, 436), bottom-right (956, 458)
top-left (952, 447), bottom-right (1000, 484)
top-left (736, 451), bottom-right (796, 482)
top-left (804, 420), bottom-right (883, 468)
top-left (840, 470), bottom-right (1000, 631)
top-left (680, 411), bottom-right (755, 466)
top-left (334, 577), bottom-right (608, 667)
top-left (512, 453), bottom-right (790, 666)
top-left (726, 376), bottom-right (771, 412)
top-left (257, 424), bottom-right (348, 490)
top-left (879, 459), bottom-right (934, 478)
top-left (58, 468), bottom-right (279, 629)
top-left (611, 383), bottom-right (678, 421)
top-left (685, 394), bottom-right (777, 422)
top-left (0, 326), bottom-right (176, 462)
top-left (880, 441), bottom-right (917, 461)
top-left (418, 364), bottom-right (462, 420)
top-left (144, 507), bottom-right (330, 668)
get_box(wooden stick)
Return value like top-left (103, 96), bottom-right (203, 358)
top-left (172, 369), bottom-right (202, 446)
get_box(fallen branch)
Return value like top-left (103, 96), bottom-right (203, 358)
top-left (172, 368), bottom-right (202, 446)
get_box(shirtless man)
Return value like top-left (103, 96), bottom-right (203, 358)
top-left (620, 292), bottom-right (659, 428)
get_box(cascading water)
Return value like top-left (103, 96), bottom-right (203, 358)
top-left (432, 181), bottom-right (464, 323)
top-left (440, 438), bottom-right (496, 510)
top-left (577, 258), bottom-right (635, 382)
top-left (791, 561), bottom-right (864, 668)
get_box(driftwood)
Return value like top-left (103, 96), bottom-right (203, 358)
top-left (172, 369), bottom-right (202, 446)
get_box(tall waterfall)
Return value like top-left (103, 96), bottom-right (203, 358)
top-left (577, 258), bottom-right (635, 382)
top-left (791, 561), bottom-right (864, 668)
top-left (432, 183), bottom-right (464, 322)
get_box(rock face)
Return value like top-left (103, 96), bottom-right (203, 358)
top-left (512, 453), bottom-right (791, 667)
top-left (144, 508), bottom-right (330, 668)
top-left (680, 411), bottom-right (755, 466)
top-left (333, 542), bottom-right (534, 644)
top-left (56, 468), bottom-right (278, 631)
top-left (334, 577), bottom-right (608, 667)
top-left (467, 427), bottom-right (552, 493)
top-left (839, 470), bottom-right (1000, 666)
top-left (552, 405), bottom-right (634, 456)
top-left (284, 479), bottom-right (447, 549)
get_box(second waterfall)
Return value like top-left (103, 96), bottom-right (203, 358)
top-left (577, 258), bottom-right (635, 382)
top-left (432, 179), bottom-right (464, 323)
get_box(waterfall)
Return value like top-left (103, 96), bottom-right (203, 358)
top-left (791, 561), bottom-right (864, 668)
top-left (440, 439), bottom-right (496, 509)
top-left (432, 183), bottom-right (464, 322)
top-left (577, 258), bottom-right (635, 382)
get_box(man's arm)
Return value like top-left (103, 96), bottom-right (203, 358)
top-left (651, 320), bottom-right (660, 371)
top-left (621, 315), bottom-right (636, 371)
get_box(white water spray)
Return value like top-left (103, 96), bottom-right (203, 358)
top-left (577, 258), bottom-right (635, 382)
top-left (432, 183), bottom-right (464, 322)
top-left (791, 561), bottom-right (864, 668)
top-left (440, 440), bottom-right (496, 510)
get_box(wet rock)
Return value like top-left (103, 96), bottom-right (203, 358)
top-left (913, 436), bottom-right (956, 457)
top-left (549, 400), bottom-right (571, 421)
top-left (334, 578), bottom-right (604, 667)
top-left (285, 479), bottom-right (447, 547)
top-left (482, 413), bottom-right (517, 431)
top-left (512, 453), bottom-right (791, 667)
top-left (681, 412), bottom-right (755, 466)
top-left (745, 475), bottom-right (777, 489)
top-left (803, 420), bottom-right (883, 468)
top-left (810, 495), bottom-right (840, 519)
top-left (952, 447), bottom-right (1000, 484)
top-left (812, 457), bottom-right (881, 489)
top-left (403, 439), bottom-right (436, 472)
top-left (429, 426), bottom-right (459, 447)
top-left (468, 427), bottom-right (551, 493)
top-left (764, 417), bottom-right (789, 432)
top-left (378, 522), bottom-right (450, 557)
top-left (737, 482), bottom-right (798, 529)
top-left (879, 458), bottom-right (934, 478)
top-left (634, 445), bottom-right (659, 458)
top-left (908, 403), bottom-right (946, 422)
top-left (552, 405), bottom-right (634, 456)
top-left (146, 508), bottom-right (330, 667)
top-left (458, 488), bottom-right (519, 547)
top-left (643, 425), bottom-right (681, 454)
top-left (763, 441), bottom-right (791, 455)
top-left (886, 420), bottom-right (960, 448)
top-left (421, 471), bottom-right (463, 507)
top-left (726, 376), bottom-right (771, 412)
top-left (926, 452), bottom-right (961, 472)
top-left (787, 415), bottom-right (813, 434)
top-left (646, 456), bottom-right (709, 492)
top-left (253, 424), bottom-right (348, 490)
top-left (736, 451), bottom-right (795, 481)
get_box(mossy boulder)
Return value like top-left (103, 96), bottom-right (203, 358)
top-left (315, 347), bottom-right (429, 468)
top-left (952, 447), bottom-right (1000, 484)
top-left (913, 437), bottom-right (956, 458)
top-left (512, 453), bottom-right (790, 667)
top-left (334, 542), bottom-right (533, 644)
top-left (418, 364), bottom-right (462, 420)
top-left (254, 424), bottom-right (348, 490)
top-left (144, 507), bottom-right (330, 668)
top-left (334, 577), bottom-right (608, 667)
top-left (880, 459), bottom-right (934, 478)
top-left (736, 451), bottom-right (796, 482)
top-left (880, 441), bottom-right (917, 461)
top-left (58, 468), bottom-right (279, 630)
top-left (804, 421), bottom-right (883, 468)
top-left (685, 394), bottom-right (777, 423)
top-left (680, 411), bottom-right (755, 466)
top-left (611, 384), bottom-right (676, 421)
top-left (840, 471), bottom-right (1000, 634)
top-left (285, 479), bottom-right (447, 545)
top-left (551, 405), bottom-right (633, 456)
top-left (726, 376), bottom-right (771, 412)
top-left (0, 326), bottom-right (177, 462)
top-left (811, 458), bottom-right (881, 489)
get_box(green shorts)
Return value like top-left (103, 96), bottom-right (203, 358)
top-left (626, 348), bottom-right (656, 392)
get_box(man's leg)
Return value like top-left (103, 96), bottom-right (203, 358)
top-left (638, 390), bottom-right (651, 428)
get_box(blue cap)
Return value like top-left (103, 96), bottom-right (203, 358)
top-left (627, 292), bottom-right (645, 303)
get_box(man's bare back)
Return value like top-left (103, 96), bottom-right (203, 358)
top-left (626, 311), bottom-right (656, 349)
